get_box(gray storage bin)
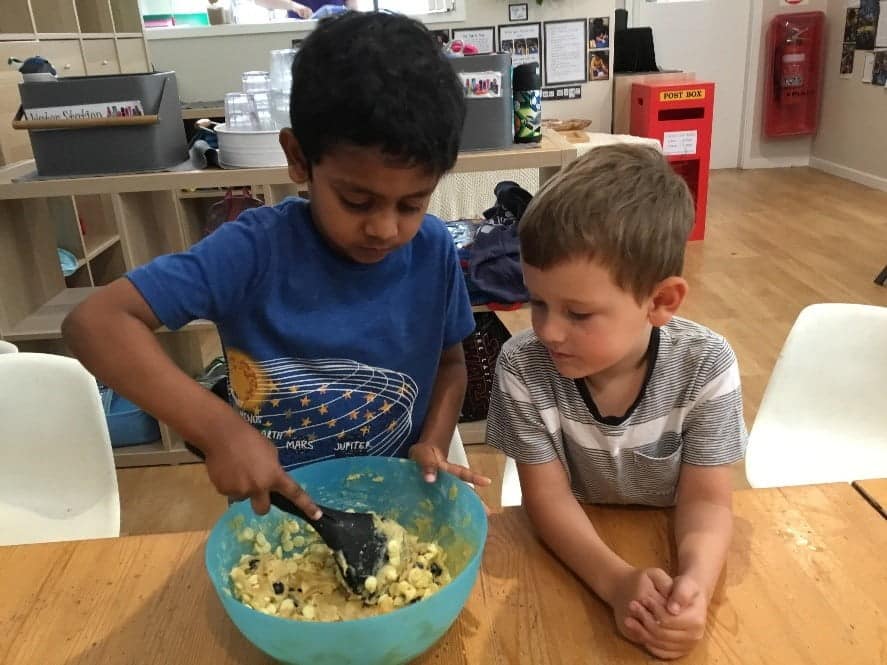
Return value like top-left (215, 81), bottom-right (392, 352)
top-left (15, 71), bottom-right (187, 177)
top-left (449, 54), bottom-right (514, 151)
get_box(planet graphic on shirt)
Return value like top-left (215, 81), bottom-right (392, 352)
top-left (223, 353), bottom-right (419, 467)
top-left (226, 348), bottom-right (270, 414)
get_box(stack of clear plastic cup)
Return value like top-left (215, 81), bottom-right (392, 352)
top-left (242, 70), bottom-right (271, 95)
top-left (269, 49), bottom-right (297, 129)
top-left (224, 92), bottom-right (256, 130)
top-left (250, 91), bottom-right (276, 131)
top-left (269, 49), bottom-right (296, 90)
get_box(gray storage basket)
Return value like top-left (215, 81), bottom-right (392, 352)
top-left (14, 71), bottom-right (187, 177)
top-left (449, 54), bottom-right (515, 151)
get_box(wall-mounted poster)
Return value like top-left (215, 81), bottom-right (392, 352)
top-left (452, 27), bottom-right (495, 55)
top-left (499, 23), bottom-right (542, 69)
top-left (543, 19), bottom-right (587, 86)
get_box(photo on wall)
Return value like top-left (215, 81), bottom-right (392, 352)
top-left (872, 49), bottom-right (887, 85)
top-left (840, 42), bottom-right (856, 76)
top-left (844, 7), bottom-right (859, 43)
top-left (588, 50), bottom-right (610, 81)
top-left (589, 17), bottom-right (610, 49)
top-left (855, 0), bottom-right (880, 50)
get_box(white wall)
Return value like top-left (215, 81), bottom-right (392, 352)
top-left (146, 0), bottom-right (615, 132)
top-left (740, 0), bottom-right (829, 169)
top-left (810, 0), bottom-right (887, 191)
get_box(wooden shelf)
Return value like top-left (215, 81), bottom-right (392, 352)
top-left (34, 32), bottom-right (82, 39)
top-left (177, 189), bottom-right (231, 199)
top-left (0, 131), bottom-right (576, 201)
top-left (84, 232), bottom-right (120, 260)
top-left (4, 287), bottom-right (216, 341)
top-left (4, 287), bottom-right (94, 341)
top-left (113, 440), bottom-right (200, 468)
top-left (0, 34), bottom-right (38, 42)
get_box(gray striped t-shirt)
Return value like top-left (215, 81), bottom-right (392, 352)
top-left (486, 318), bottom-right (746, 506)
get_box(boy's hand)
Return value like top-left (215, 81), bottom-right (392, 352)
top-left (203, 423), bottom-right (322, 520)
top-left (408, 441), bottom-right (492, 486)
top-left (629, 571), bottom-right (708, 659)
top-left (609, 567), bottom-right (671, 648)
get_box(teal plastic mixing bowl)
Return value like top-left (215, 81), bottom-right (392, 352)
top-left (205, 456), bottom-right (488, 664)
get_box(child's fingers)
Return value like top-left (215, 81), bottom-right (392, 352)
top-left (442, 462), bottom-right (492, 486)
top-left (633, 604), bottom-right (689, 646)
top-left (641, 596), bottom-right (673, 625)
top-left (275, 474), bottom-right (322, 521)
top-left (250, 491), bottom-right (272, 516)
top-left (646, 567), bottom-right (674, 597)
top-left (622, 616), bottom-right (654, 645)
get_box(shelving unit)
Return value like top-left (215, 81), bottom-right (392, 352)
top-left (0, 0), bottom-right (150, 95)
top-left (0, 131), bottom-right (578, 466)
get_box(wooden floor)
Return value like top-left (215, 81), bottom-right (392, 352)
top-left (117, 167), bottom-right (887, 536)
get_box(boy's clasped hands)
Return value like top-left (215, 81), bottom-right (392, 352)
top-left (612, 567), bottom-right (708, 659)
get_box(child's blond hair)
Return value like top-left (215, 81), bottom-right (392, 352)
top-left (519, 144), bottom-right (695, 302)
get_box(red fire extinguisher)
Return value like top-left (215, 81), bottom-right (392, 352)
top-left (763, 11), bottom-right (824, 137)
top-left (776, 21), bottom-right (810, 104)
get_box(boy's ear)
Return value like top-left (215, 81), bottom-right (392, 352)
top-left (648, 276), bottom-right (688, 327)
top-left (279, 129), bottom-right (311, 184)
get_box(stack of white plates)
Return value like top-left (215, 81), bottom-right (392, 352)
top-left (215, 123), bottom-right (287, 168)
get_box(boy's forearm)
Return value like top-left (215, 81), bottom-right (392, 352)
top-left (417, 345), bottom-right (467, 457)
top-left (674, 497), bottom-right (733, 598)
top-left (63, 299), bottom-right (243, 453)
top-left (524, 491), bottom-right (632, 605)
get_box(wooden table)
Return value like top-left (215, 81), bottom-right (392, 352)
top-left (853, 478), bottom-right (887, 518)
top-left (2, 483), bottom-right (885, 664)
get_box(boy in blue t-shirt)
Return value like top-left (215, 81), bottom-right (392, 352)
top-left (62, 11), bottom-right (490, 519)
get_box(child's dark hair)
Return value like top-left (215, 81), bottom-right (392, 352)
top-left (290, 11), bottom-right (466, 174)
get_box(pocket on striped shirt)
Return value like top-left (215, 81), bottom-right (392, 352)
top-left (630, 443), bottom-right (683, 505)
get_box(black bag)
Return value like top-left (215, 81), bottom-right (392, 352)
top-left (460, 312), bottom-right (512, 422)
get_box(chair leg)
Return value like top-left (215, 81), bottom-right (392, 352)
top-left (876, 264), bottom-right (887, 286)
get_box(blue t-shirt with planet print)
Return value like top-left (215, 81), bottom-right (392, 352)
top-left (128, 197), bottom-right (474, 469)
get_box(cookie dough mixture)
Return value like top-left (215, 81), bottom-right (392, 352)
top-left (230, 516), bottom-right (452, 621)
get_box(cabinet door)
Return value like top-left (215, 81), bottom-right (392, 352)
top-left (82, 39), bottom-right (121, 76)
top-left (116, 38), bottom-right (149, 74)
top-left (36, 40), bottom-right (88, 77)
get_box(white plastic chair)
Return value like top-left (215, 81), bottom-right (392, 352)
top-left (745, 303), bottom-right (887, 488)
top-left (0, 340), bottom-right (18, 354)
top-left (501, 456), bottom-right (523, 507)
top-left (0, 353), bottom-right (120, 545)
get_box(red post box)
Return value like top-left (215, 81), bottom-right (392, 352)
top-left (629, 81), bottom-right (715, 241)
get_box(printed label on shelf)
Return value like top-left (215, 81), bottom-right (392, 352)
top-left (24, 100), bottom-right (145, 121)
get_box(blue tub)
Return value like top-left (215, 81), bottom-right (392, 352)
top-left (204, 456), bottom-right (488, 665)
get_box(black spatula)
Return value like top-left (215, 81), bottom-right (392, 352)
top-left (185, 443), bottom-right (387, 597)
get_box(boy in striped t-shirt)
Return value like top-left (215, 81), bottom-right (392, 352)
top-left (487, 145), bottom-right (746, 660)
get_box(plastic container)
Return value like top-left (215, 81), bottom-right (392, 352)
top-left (100, 388), bottom-right (161, 447)
top-left (16, 72), bottom-right (186, 177)
top-left (448, 53), bottom-right (514, 151)
top-left (513, 62), bottom-right (542, 143)
top-left (215, 123), bottom-right (287, 167)
top-left (205, 456), bottom-right (487, 665)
